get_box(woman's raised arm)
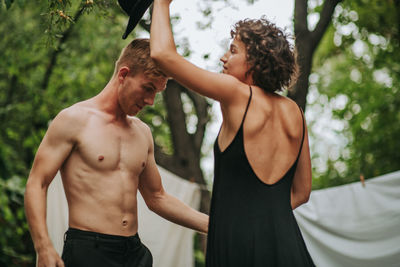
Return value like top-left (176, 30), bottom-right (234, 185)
top-left (150, 0), bottom-right (242, 104)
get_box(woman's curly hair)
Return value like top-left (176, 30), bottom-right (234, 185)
top-left (231, 17), bottom-right (298, 93)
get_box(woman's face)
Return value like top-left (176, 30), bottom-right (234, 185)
top-left (220, 37), bottom-right (251, 83)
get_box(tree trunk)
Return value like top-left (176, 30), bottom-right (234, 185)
top-left (154, 80), bottom-right (211, 253)
top-left (289, 0), bottom-right (343, 110)
top-left (155, 80), bottom-right (211, 212)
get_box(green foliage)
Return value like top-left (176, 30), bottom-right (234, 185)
top-left (0, 176), bottom-right (33, 266)
top-left (138, 92), bottom-right (174, 154)
top-left (310, 0), bottom-right (400, 188)
top-left (194, 233), bottom-right (206, 267)
top-left (2, 0), bottom-right (15, 9)
top-left (42, 0), bottom-right (116, 46)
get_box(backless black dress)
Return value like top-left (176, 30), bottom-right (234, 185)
top-left (206, 87), bottom-right (315, 267)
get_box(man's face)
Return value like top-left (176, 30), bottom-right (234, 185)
top-left (118, 72), bottom-right (167, 116)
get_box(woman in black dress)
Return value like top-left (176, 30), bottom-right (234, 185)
top-left (150, 1), bottom-right (315, 266)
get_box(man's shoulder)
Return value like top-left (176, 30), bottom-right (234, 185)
top-left (128, 116), bottom-right (147, 128)
top-left (55, 103), bottom-right (89, 122)
top-left (128, 116), bottom-right (153, 138)
top-left (51, 101), bottom-right (98, 133)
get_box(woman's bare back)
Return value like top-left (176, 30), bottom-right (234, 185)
top-left (218, 85), bottom-right (304, 185)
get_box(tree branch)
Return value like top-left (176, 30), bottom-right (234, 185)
top-left (163, 80), bottom-right (193, 159)
top-left (396, 0), bottom-right (400, 45)
top-left (294, 0), bottom-right (309, 37)
top-left (41, 7), bottom-right (85, 91)
top-left (181, 88), bottom-right (211, 151)
top-left (310, 0), bottom-right (342, 51)
top-left (290, 0), bottom-right (342, 110)
top-left (154, 143), bottom-right (176, 169)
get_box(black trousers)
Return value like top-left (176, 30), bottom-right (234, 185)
top-left (62, 228), bottom-right (153, 267)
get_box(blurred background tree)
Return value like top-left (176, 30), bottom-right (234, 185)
top-left (308, 0), bottom-right (400, 188)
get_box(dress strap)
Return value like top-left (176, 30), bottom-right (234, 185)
top-left (239, 86), bottom-right (253, 127)
top-left (295, 106), bottom-right (306, 162)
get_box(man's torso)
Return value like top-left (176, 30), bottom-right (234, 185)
top-left (60, 103), bottom-right (150, 236)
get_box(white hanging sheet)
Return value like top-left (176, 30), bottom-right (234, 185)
top-left (294, 171), bottom-right (400, 267)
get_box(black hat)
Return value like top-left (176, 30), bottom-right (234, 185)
top-left (118, 0), bottom-right (154, 39)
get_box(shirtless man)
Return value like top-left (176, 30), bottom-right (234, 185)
top-left (24, 38), bottom-right (209, 267)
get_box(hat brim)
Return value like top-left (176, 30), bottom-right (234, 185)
top-left (122, 0), bottom-right (154, 39)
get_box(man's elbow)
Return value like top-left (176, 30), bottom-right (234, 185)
top-left (144, 190), bottom-right (166, 213)
top-left (26, 174), bottom-right (51, 192)
top-left (146, 200), bottom-right (159, 213)
top-left (24, 177), bottom-right (38, 197)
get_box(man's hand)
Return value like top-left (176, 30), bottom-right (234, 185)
top-left (37, 246), bottom-right (65, 267)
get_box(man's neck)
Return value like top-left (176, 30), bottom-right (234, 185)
top-left (93, 79), bottom-right (128, 123)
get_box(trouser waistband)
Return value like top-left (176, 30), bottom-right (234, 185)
top-left (65, 228), bottom-right (141, 250)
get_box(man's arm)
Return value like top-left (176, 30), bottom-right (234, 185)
top-left (24, 108), bottom-right (81, 267)
top-left (138, 126), bottom-right (208, 234)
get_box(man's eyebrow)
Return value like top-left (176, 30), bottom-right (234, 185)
top-left (143, 82), bottom-right (156, 90)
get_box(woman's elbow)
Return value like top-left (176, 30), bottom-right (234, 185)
top-left (150, 49), bottom-right (163, 62)
top-left (150, 49), bottom-right (170, 65)
top-left (301, 184), bottom-right (312, 204)
top-left (291, 186), bottom-right (311, 209)
top-left (300, 192), bottom-right (310, 205)
top-left (150, 50), bottom-right (178, 68)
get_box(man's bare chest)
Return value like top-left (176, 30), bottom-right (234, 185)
top-left (74, 121), bottom-right (149, 173)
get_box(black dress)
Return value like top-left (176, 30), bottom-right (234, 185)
top-left (206, 87), bottom-right (315, 267)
